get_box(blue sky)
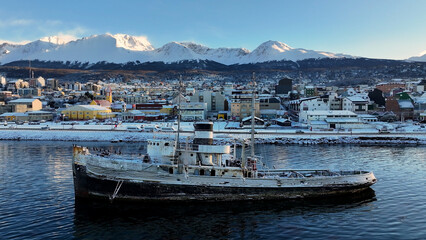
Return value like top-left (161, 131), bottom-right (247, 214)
top-left (0, 0), bottom-right (425, 59)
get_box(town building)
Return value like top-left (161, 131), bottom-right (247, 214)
top-left (385, 97), bottom-right (414, 121)
top-left (342, 96), bottom-right (369, 113)
top-left (17, 88), bottom-right (41, 97)
top-left (275, 78), bottom-right (292, 96)
top-left (302, 110), bottom-right (363, 129)
top-left (376, 82), bottom-right (405, 95)
top-left (180, 102), bottom-right (207, 121)
top-left (189, 90), bottom-right (227, 118)
top-left (47, 78), bottom-right (59, 90)
top-left (7, 98), bottom-right (43, 112)
top-left (230, 90), bottom-right (259, 120)
top-left (61, 105), bottom-right (115, 120)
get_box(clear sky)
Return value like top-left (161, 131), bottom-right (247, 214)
top-left (0, 0), bottom-right (425, 59)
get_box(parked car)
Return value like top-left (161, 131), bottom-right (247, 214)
top-left (126, 126), bottom-right (142, 132)
top-left (295, 130), bottom-right (304, 134)
top-left (29, 122), bottom-right (40, 125)
top-left (41, 126), bottom-right (50, 130)
top-left (160, 126), bottom-right (176, 132)
top-left (143, 125), bottom-right (160, 132)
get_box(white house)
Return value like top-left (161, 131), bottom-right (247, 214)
top-left (298, 94), bottom-right (341, 122)
top-left (342, 95), bottom-right (370, 113)
top-left (302, 110), bottom-right (365, 129)
top-left (180, 102), bottom-right (207, 121)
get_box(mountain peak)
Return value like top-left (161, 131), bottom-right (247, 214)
top-left (40, 35), bottom-right (77, 45)
top-left (408, 50), bottom-right (426, 62)
top-left (256, 40), bottom-right (292, 52)
top-left (109, 33), bottom-right (154, 51)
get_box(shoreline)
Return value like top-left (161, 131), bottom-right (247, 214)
top-left (1, 129), bottom-right (425, 145)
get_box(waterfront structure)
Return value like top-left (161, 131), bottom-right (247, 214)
top-left (0, 112), bottom-right (28, 122)
top-left (300, 110), bottom-right (364, 129)
top-left (61, 105), bottom-right (115, 120)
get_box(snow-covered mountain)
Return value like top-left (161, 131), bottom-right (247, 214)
top-left (40, 35), bottom-right (77, 45)
top-left (408, 51), bottom-right (426, 62)
top-left (0, 34), bottom-right (354, 65)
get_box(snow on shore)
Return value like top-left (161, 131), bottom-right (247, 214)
top-left (1, 129), bottom-right (425, 145)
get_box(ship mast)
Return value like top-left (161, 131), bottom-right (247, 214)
top-left (250, 72), bottom-right (256, 158)
top-left (175, 75), bottom-right (183, 170)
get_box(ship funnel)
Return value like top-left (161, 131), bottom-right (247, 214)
top-left (193, 122), bottom-right (213, 145)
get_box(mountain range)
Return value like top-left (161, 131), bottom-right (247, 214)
top-left (0, 33), bottom-right (360, 65)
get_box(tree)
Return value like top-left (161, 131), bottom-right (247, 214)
top-left (84, 91), bottom-right (94, 100)
top-left (368, 88), bottom-right (385, 107)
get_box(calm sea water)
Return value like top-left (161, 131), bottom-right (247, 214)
top-left (0, 140), bottom-right (425, 240)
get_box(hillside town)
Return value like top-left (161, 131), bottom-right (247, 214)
top-left (0, 72), bottom-right (425, 133)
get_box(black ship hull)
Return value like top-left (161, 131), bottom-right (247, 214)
top-left (73, 163), bottom-right (374, 202)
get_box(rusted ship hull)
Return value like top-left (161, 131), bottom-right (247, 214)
top-left (73, 163), bottom-right (375, 202)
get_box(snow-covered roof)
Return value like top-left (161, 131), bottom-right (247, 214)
top-left (346, 96), bottom-right (368, 103)
top-left (64, 105), bottom-right (109, 111)
top-left (27, 111), bottom-right (52, 114)
top-left (398, 101), bottom-right (414, 109)
top-left (275, 118), bottom-right (291, 123)
top-left (0, 112), bottom-right (28, 117)
top-left (306, 110), bottom-right (357, 116)
top-left (325, 118), bottom-right (362, 123)
top-left (241, 116), bottom-right (264, 122)
top-left (310, 120), bottom-right (327, 125)
top-left (9, 98), bottom-right (39, 103)
top-left (225, 122), bottom-right (240, 129)
top-left (358, 114), bottom-right (378, 119)
top-left (260, 109), bottom-right (278, 115)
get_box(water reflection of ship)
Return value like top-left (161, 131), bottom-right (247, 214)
top-left (73, 188), bottom-right (376, 239)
